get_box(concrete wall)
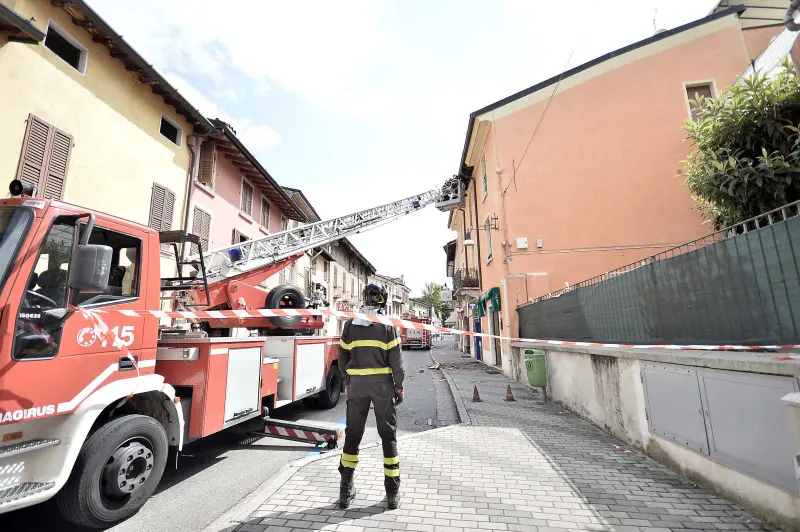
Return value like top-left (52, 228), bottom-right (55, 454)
top-left (509, 343), bottom-right (800, 529)
top-left (0, 0), bottom-right (192, 230)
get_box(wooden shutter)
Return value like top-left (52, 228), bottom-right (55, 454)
top-left (191, 207), bottom-right (211, 255)
top-left (198, 142), bottom-right (216, 185)
top-left (15, 114), bottom-right (72, 200)
top-left (43, 128), bottom-right (72, 200)
top-left (149, 183), bottom-right (176, 232)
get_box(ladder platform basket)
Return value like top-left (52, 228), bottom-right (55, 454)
top-left (435, 178), bottom-right (465, 212)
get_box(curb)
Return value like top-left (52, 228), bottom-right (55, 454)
top-left (429, 346), bottom-right (473, 426)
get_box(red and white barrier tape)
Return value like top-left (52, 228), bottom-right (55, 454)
top-left (76, 307), bottom-right (800, 354)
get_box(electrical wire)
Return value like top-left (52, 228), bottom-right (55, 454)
top-left (507, 49), bottom-right (576, 191)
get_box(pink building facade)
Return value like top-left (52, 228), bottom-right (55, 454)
top-left (188, 120), bottom-right (304, 258)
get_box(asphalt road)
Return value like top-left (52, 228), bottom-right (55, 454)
top-left (0, 342), bottom-right (457, 532)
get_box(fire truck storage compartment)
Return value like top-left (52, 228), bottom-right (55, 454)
top-left (224, 346), bottom-right (262, 423)
top-left (156, 337), bottom-right (266, 439)
top-left (295, 340), bottom-right (327, 400)
top-left (265, 337), bottom-right (328, 408)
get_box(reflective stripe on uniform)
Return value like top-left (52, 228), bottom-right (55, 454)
top-left (346, 367), bottom-right (393, 376)
top-left (341, 452), bottom-right (359, 468)
top-left (339, 338), bottom-right (402, 351)
top-left (383, 456), bottom-right (400, 465)
top-left (383, 467), bottom-right (401, 477)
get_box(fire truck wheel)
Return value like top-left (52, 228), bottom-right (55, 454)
top-left (56, 414), bottom-right (168, 528)
top-left (265, 284), bottom-right (304, 328)
top-left (317, 366), bottom-right (342, 409)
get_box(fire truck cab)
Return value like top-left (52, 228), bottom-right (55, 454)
top-left (0, 185), bottom-right (343, 527)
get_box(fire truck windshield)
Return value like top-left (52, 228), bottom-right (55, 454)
top-left (0, 207), bottom-right (35, 294)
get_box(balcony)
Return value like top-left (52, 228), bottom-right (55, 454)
top-left (453, 268), bottom-right (480, 294)
top-left (435, 178), bottom-right (465, 212)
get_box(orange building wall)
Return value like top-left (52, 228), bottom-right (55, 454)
top-left (470, 21), bottom-right (752, 302)
top-left (742, 26), bottom-right (784, 60)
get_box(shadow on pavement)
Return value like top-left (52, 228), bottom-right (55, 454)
top-left (227, 501), bottom-right (390, 532)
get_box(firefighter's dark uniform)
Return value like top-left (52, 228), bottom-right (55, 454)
top-left (337, 318), bottom-right (404, 494)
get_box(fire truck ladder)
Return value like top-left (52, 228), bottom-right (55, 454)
top-left (198, 188), bottom-right (442, 284)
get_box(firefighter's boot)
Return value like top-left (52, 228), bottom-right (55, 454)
top-left (387, 490), bottom-right (400, 510)
top-left (339, 473), bottom-right (356, 509)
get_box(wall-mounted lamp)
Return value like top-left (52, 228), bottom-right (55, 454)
top-left (464, 231), bottom-right (475, 247)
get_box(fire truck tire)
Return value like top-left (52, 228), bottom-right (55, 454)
top-left (265, 284), bottom-right (304, 328)
top-left (56, 414), bottom-right (168, 528)
top-left (316, 366), bottom-right (342, 409)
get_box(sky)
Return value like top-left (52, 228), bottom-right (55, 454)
top-left (91, 0), bottom-right (720, 295)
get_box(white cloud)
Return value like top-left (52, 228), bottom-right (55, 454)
top-left (165, 73), bottom-right (282, 151)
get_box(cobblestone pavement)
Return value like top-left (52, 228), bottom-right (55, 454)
top-left (231, 344), bottom-right (774, 532)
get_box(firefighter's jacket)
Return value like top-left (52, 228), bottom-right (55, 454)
top-left (338, 319), bottom-right (404, 389)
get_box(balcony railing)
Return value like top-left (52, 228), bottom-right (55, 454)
top-left (453, 268), bottom-right (479, 292)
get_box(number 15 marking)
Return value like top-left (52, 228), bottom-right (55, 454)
top-left (100, 325), bottom-right (135, 348)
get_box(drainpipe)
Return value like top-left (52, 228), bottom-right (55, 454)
top-left (180, 135), bottom-right (201, 260)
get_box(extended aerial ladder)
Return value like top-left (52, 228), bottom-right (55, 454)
top-left (160, 187), bottom-right (448, 333)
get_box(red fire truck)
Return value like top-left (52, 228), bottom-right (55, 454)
top-left (400, 315), bottom-right (432, 350)
top-left (0, 180), bottom-right (442, 527)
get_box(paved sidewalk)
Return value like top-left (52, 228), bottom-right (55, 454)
top-left (231, 344), bottom-right (773, 532)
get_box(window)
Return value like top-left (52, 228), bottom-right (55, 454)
top-left (198, 142), bottom-right (217, 187)
top-left (686, 83), bottom-right (714, 121)
top-left (191, 207), bottom-right (211, 255)
top-left (333, 265), bottom-right (338, 287)
top-left (240, 181), bottom-right (254, 216)
top-left (260, 198), bottom-right (271, 229)
top-left (281, 217), bottom-right (288, 231)
top-left (148, 183), bottom-right (175, 253)
top-left (80, 227), bottom-right (142, 304)
top-left (485, 215), bottom-right (493, 261)
top-left (159, 115), bottom-right (182, 146)
top-left (481, 153), bottom-right (488, 198)
top-left (350, 278), bottom-right (355, 297)
top-left (323, 261), bottom-right (329, 281)
top-left (232, 229), bottom-right (249, 244)
top-left (44, 21), bottom-right (87, 74)
top-left (15, 219), bottom-right (74, 359)
top-left (16, 114), bottom-right (73, 201)
top-left (14, 221), bottom-right (142, 359)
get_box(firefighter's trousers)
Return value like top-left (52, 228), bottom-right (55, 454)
top-left (338, 378), bottom-right (400, 493)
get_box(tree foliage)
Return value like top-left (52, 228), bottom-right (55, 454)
top-left (419, 282), bottom-right (446, 320)
top-left (682, 60), bottom-right (800, 229)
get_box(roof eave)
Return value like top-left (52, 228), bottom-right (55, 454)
top-left (58, 0), bottom-right (213, 132)
top-left (0, 3), bottom-right (46, 43)
top-left (215, 124), bottom-right (305, 221)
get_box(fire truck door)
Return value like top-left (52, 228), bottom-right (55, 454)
top-left (1, 216), bottom-right (150, 420)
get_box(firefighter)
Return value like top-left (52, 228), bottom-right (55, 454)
top-left (337, 281), bottom-right (405, 510)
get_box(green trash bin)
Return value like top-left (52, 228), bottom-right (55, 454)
top-left (524, 349), bottom-right (547, 388)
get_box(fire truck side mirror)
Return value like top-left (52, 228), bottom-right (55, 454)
top-left (69, 244), bottom-right (112, 293)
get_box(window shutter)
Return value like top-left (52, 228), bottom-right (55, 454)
top-left (16, 114), bottom-right (73, 200)
top-left (149, 184), bottom-right (166, 231)
top-left (191, 207), bottom-right (211, 255)
top-left (42, 127), bottom-right (72, 200)
top-left (200, 210), bottom-right (210, 251)
top-left (198, 142), bottom-right (216, 185)
top-left (16, 114), bottom-right (52, 190)
top-left (163, 188), bottom-right (175, 231)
